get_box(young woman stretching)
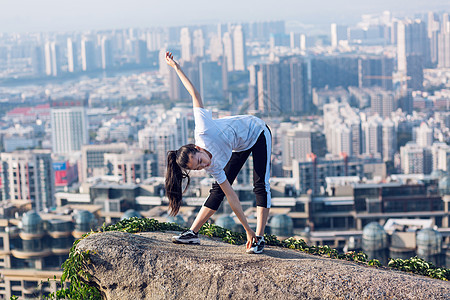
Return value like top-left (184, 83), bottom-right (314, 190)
top-left (165, 52), bottom-right (272, 254)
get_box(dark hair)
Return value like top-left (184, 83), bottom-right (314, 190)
top-left (165, 144), bottom-right (199, 216)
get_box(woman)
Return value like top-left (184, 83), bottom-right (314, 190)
top-left (165, 52), bottom-right (271, 254)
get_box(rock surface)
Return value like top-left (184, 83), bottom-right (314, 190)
top-left (76, 231), bottom-right (450, 300)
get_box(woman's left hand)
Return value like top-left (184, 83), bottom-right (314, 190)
top-left (165, 51), bottom-right (178, 69)
top-left (246, 229), bottom-right (257, 250)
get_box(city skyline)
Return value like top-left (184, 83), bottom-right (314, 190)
top-left (1, 0), bottom-right (449, 33)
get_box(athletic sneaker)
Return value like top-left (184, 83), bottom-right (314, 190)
top-left (172, 229), bottom-right (200, 244)
top-left (246, 236), bottom-right (265, 254)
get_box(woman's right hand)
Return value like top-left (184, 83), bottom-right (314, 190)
top-left (165, 51), bottom-right (178, 69)
top-left (246, 229), bottom-right (257, 250)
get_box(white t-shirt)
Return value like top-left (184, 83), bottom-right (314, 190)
top-left (194, 107), bottom-right (266, 184)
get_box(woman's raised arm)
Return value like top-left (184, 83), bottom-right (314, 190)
top-left (165, 51), bottom-right (204, 108)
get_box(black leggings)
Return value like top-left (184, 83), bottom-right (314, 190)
top-left (203, 126), bottom-right (272, 210)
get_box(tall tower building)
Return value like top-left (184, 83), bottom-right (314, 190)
top-left (248, 64), bottom-right (261, 111)
top-left (135, 40), bottom-right (147, 65)
top-left (80, 143), bottom-right (128, 182)
top-left (438, 13), bottom-right (450, 68)
top-left (209, 34), bottom-right (223, 62)
top-left (51, 98), bottom-right (89, 154)
top-left (363, 116), bottom-right (383, 157)
top-left (222, 32), bottom-right (234, 71)
top-left (252, 57), bottom-right (309, 115)
top-left (323, 103), bottom-right (362, 157)
top-left (257, 63), bottom-right (281, 114)
top-left (359, 56), bottom-right (394, 90)
top-left (428, 12), bottom-right (440, 66)
top-left (192, 29), bottom-right (205, 57)
top-left (382, 119), bottom-right (397, 162)
top-left (67, 38), bottom-right (78, 73)
top-left (397, 19), bottom-right (429, 84)
top-left (146, 29), bottom-right (163, 51)
top-left (0, 150), bottom-right (54, 211)
top-left (199, 61), bottom-right (224, 104)
top-left (31, 46), bottom-right (45, 76)
top-left (400, 143), bottom-right (432, 174)
top-left (281, 127), bottom-right (312, 173)
top-left (331, 23), bottom-right (348, 48)
top-left (44, 41), bottom-right (60, 77)
top-left (406, 54), bottom-right (424, 90)
top-left (101, 37), bottom-right (114, 70)
top-left (233, 25), bottom-right (247, 71)
top-left (333, 124), bottom-right (352, 156)
top-left (104, 151), bottom-right (155, 184)
top-left (370, 89), bottom-right (395, 118)
top-left (81, 38), bottom-right (96, 71)
top-left (415, 122), bottom-right (433, 147)
top-left (180, 27), bottom-right (192, 62)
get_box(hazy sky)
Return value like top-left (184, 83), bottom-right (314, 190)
top-left (1, 0), bottom-right (449, 33)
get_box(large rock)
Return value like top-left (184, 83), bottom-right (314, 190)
top-left (77, 231), bottom-right (450, 300)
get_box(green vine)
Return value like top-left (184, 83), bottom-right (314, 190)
top-left (40, 217), bottom-right (448, 300)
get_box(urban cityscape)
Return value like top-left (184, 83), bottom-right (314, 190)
top-left (0, 2), bottom-right (450, 298)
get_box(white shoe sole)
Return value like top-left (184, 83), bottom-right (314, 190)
top-left (246, 247), bottom-right (263, 254)
top-left (172, 237), bottom-right (200, 244)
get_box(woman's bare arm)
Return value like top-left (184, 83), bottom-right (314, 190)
top-left (165, 51), bottom-right (204, 108)
top-left (219, 179), bottom-right (256, 249)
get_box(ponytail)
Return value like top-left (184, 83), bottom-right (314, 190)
top-left (165, 145), bottom-right (198, 216)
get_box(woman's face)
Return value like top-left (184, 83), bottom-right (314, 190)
top-left (187, 149), bottom-right (211, 170)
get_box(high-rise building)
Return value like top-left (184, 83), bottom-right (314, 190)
top-left (209, 34), bottom-right (223, 62)
top-left (331, 23), bottom-right (348, 48)
top-left (369, 89), bottom-right (395, 118)
top-left (192, 29), bottom-right (205, 57)
top-left (396, 19), bottom-right (429, 84)
top-left (199, 61), bottom-right (224, 104)
top-left (248, 20), bottom-right (285, 42)
top-left (406, 54), bottom-right (424, 90)
top-left (292, 155), bottom-right (382, 195)
top-left (428, 12), bottom-right (440, 66)
top-left (138, 109), bottom-right (188, 176)
top-left (415, 122), bottom-right (433, 147)
top-left (310, 55), bottom-right (359, 89)
top-left (437, 145), bottom-right (450, 172)
top-left (101, 37), bottom-right (114, 69)
top-left (382, 119), bottom-right (397, 162)
top-left (104, 151), bottom-right (156, 184)
top-left (0, 150), bottom-right (54, 211)
top-left (358, 56), bottom-right (394, 90)
top-left (437, 13), bottom-right (450, 68)
top-left (135, 40), bottom-right (147, 65)
top-left (44, 41), bottom-right (60, 77)
top-left (400, 142), bottom-right (432, 174)
top-left (31, 46), bottom-right (45, 76)
top-left (363, 116), bottom-right (383, 157)
top-left (279, 57), bottom-right (309, 114)
top-left (281, 127), bottom-right (313, 173)
top-left (323, 102), bottom-right (362, 157)
top-left (180, 27), bottom-right (192, 62)
top-left (247, 64), bottom-right (261, 111)
top-left (80, 143), bottom-right (128, 182)
top-left (81, 38), bottom-right (96, 71)
top-left (289, 32), bottom-right (301, 49)
top-left (50, 98), bottom-right (89, 154)
top-left (251, 57), bottom-right (309, 115)
top-left (431, 142), bottom-right (450, 172)
top-left (146, 29), bottom-right (163, 51)
top-left (222, 32), bottom-right (234, 71)
top-left (233, 25), bottom-right (246, 71)
top-left (67, 38), bottom-right (78, 73)
top-left (257, 63), bottom-right (281, 114)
